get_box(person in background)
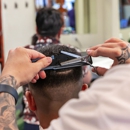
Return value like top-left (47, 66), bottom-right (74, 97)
top-left (24, 7), bottom-right (64, 50)
top-left (35, 7), bottom-right (63, 50)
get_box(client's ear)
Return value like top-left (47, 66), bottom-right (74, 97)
top-left (82, 84), bottom-right (88, 91)
top-left (25, 91), bottom-right (37, 111)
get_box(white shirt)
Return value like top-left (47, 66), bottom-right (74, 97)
top-left (40, 64), bottom-right (130, 130)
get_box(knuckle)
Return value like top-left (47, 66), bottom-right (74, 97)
top-left (95, 48), bottom-right (102, 56)
top-left (15, 47), bottom-right (23, 51)
top-left (39, 60), bottom-right (47, 68)
top-left (97, 48), bottom-right (102, 53)
top-left (110, 37), bottom-right (117, 41)
top-left (8, 49), bottom-right (13, 54)
top-left (118, 42), bottom-right (127, 48)
top-left (114, 49), bottom-right (121, 56)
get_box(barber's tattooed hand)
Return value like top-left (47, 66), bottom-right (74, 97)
top-left (87, 38), bottom-right (130, 76)
top-left (116, 44), bottom-right (130, 64)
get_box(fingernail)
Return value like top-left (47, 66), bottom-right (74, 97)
top-left (46, 57), bottom-right (52, 63)
top-left (87, 49), bottom-right (92, 54)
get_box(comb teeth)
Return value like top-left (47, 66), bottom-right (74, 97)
top-left (60, 51), bottom-right (80, 58)
top-left (60, 57), bottom-right (81, 66)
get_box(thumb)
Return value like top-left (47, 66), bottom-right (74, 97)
top-left (33, 57), bottom-right (52, 72)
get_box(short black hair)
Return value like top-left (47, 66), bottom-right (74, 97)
top-left (29, 45), bottom-right (83, 100)
top-left (36, 7), bottom-right (63, 37)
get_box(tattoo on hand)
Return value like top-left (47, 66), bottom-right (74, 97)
top-left (116, 46), bottom-right (130, 64)
top-left (0, 75), bottom-right (17, 89)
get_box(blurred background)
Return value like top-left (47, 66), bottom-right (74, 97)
top-left (0, 0), bottom-right (125, 68)
top-left (0, 0), bottom-right (129, 71)
top-left (0, 0), bottom-right (129, 129)
top-left (0, 0), bottom-right (130, 69)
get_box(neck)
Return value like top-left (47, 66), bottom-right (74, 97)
top-left (37, 100), bottom-right (64, 129)
top-left (40, 111), bottom-right (59, 129)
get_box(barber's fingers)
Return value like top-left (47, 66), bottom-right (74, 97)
top-left (89, 41), bottom-right (127, 51)
top-left (27, 48), bottom-right (46, 59)
top-left (32, 57), bottom-right (52, 74)
top-left (101, 42), bottom-right (127, 48)
top-left (31, 79), bottom-right (37, 83)
top-left (39, 71), bottom-right (46, 79)
top-left (35, 74), bottom-right (39, 80)
top-left (88, 44), bottom-right (102, 50)
top-left (89, 43), bottom-right (119, 51)
top-left (31, 71), bottom-right (47, 83)
top-left (87, 47), bottom-right (122, 58)
top-left (104, 37), bottom-right (124, 43)
top-left (92, 67), bottom-right (108, 76)
top-left (28, 49), bottom-right (52, 80)
top-left (30, 57), bottom-right (51, 83)
top-left (89, 38), bottom-right (124, 50)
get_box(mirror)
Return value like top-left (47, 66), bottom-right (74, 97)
top-left (35, 0), bottom-right (76, 34)
top-left (35, 0), bottom-right (97, 34)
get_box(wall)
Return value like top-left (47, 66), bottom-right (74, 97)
top-left (60, 34), bottom-right (102, 51)
top-left (2, 0), bottom-right (36, 59)
top-left (101, 0), bottom-right (120, 40)
top-left (75, 0), bottom-right (97, 34)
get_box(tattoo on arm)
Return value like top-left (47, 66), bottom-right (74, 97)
top-left (0, 75), bottom-right (18, 130)
top-left (0, 93), bottom-right (18, 130)
top-left (116, 46), bottom-right (130, 64)
top-left (0, 75), bottom-right (17, 89)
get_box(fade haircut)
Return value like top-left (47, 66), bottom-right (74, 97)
top-left (29, 45), bottom-right (83, 101)
top-left (36, 7), bottom-right (63, 37)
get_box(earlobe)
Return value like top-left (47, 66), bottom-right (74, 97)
top-left (25, 91), bottom-right (37, 111)
top-left (82, 84), bottom-right (88, 91)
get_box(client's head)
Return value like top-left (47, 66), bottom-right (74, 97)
top-left (36, 7), bottom-right (63, 40)
top-left (26, 44), bottom-right (88, 129)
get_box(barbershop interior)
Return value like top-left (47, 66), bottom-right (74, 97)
top-left (0, 0), bottom-right (130, 130)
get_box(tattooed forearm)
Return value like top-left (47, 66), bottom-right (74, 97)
top-left (116, 45), bottom-right (130, 64)
top-left (0, 75), bottom-right (18, 129)
top-left (0, 75), bottom-right (17, 89)
top-left (0, 93), bottom-right (18, 130)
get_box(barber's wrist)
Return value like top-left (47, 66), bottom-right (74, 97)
top-left (0, 75), bottom-right (19, 104)
top-left (0, 75), bottom-right (18, 89)
top-left (0, 84), bottom-right (18, 104)
top-left (125, 47), bottom-right (130, 64)
top-left (123, 47), bottom-right (130, 64)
